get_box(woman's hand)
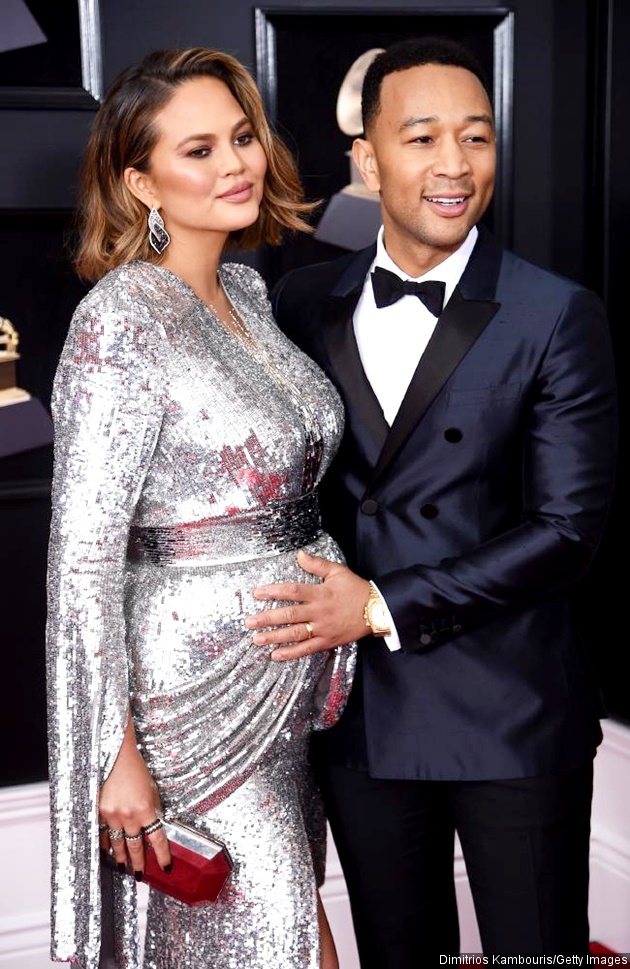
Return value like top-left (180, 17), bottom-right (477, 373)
top-left (98, 715), bottom-right (171, 878)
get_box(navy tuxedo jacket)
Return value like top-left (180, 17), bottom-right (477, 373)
top-left (271, 226), bottom-right (618, 781)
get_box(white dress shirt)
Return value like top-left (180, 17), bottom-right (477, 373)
top-left (355, 225), bottom-right (478, 650)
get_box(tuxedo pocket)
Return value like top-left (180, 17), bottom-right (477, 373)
top-left (447, 381), bottom-right (522, 407)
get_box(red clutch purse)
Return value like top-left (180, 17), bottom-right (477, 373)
top-left (102, 819), bottom-right (234, 906)
top-left (144, 818), bottom-right (233, 905)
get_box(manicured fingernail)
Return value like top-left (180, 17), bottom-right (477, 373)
top-left (117, 863), bottom-right (126, 874)
top-left (164, 863), bottom-right (173, 874)
top-left (134, 870), bottom-right (143, 882)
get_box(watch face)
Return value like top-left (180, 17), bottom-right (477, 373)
top-left (372, 603), bottom-right (387, 626)
top-left (368, 598), bottom-right (390, 634)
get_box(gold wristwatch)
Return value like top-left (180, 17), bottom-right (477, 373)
top-left (363, 581), bottom-right (392, 637)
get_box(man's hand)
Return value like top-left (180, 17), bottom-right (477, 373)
top-left (246, 549), bottom-right (371, 660)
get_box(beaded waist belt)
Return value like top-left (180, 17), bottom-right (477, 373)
top-left (127, 490), bottom-right (322, 567)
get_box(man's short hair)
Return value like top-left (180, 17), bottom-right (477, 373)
top-left (361, 36), bottom-right (491, 134)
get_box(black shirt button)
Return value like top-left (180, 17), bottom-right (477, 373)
top-left (420, 503), bottom-right (439, 519)
top-left (419, 633), bottom-right (432, 646)
top-left (361, 498), bottom-right (379, 515)
top-left (444, 427), bottom-right (463, 443)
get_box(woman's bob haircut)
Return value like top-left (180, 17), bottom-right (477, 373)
top-left (74, 47), bottom-right (316, 281)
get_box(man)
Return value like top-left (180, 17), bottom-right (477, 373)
top-left (245, 37), bottom-right (618, 962)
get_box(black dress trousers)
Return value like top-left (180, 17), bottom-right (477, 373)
top-left (315, 759), bottom-right (593, 967)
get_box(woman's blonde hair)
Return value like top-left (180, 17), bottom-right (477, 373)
top-left (74, 47), bottom-right (316, 281)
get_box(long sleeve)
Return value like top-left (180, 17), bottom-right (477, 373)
top-left (46, 289), bottom-right (165, 968)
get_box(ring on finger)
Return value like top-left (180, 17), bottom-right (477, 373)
top-left (108, 828), bottom-right (125, 841)
top-left (304, 621), bottom-right (314, 640)
top-left (124, 831), bottom-right (143, 843)
top-left (98, 822), bottom-right (108, 832)
top-left (142, 818), bottom-right (163, 836)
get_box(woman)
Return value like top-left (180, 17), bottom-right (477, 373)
top-left (46, 47), bottom-right (356, 969)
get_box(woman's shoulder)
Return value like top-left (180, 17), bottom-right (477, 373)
top-left (65, 262), bottom-right (170, 364)
top-left (75, 261), bottom-right (169, 319)
top-left (220, 260), bottom-right (269, 298)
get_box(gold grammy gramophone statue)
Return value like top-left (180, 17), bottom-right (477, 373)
top-left (314, 47), bottom-right (384, 250)
top-left (334, 47), bottom-right (385, 202)
top-left (0, 313), bottom-right (53, 459)
top-left (0, 316), bottom-right (30, 405)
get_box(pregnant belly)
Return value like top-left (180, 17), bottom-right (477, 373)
top-left (122, 533), bottom-right (350, 815)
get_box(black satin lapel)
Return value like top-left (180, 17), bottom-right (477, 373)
top-left (323, 294), bottom-right (389, 449)
top-left (371, 288), bottom-right (500, 483)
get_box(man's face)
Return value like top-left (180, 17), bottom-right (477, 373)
top-left (354, 63), bottom-right (496, 274)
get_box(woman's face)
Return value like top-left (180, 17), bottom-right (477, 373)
top-left (132, 76), bottom-right (268, 248)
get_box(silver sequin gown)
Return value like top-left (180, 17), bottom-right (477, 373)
top-left (46, 260), bottom-right (357, 969)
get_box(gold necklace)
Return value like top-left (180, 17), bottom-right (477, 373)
top-left (205, 285), bottom-right (253, 345)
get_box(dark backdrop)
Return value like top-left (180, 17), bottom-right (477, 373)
top-left (0, 0), bottom-right (627, 787)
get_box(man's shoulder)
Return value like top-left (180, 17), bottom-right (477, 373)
top-left (499, 245), bottom-right (590, 301)
top-left (272, 246), bottom-right (374, 305)
top-left (471, 225), bottom-right (591, 304)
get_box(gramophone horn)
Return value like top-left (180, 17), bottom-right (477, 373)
top-left (336, 48), bottom-right (385, 137)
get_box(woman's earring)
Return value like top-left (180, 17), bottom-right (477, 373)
top-left (147, 206), bottom-right (170, 255)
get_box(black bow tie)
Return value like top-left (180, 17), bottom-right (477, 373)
top-left (371, 267), bottom-right (446, 317)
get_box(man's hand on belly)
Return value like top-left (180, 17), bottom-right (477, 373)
top-left (245, 550), bottom-right (371, 659)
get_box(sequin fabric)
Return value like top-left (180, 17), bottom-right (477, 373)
top-left (46, 260), bottom-right (357, 969)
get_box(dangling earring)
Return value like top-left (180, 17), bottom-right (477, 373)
top-left (147, 206), bottom-right (170, 255)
